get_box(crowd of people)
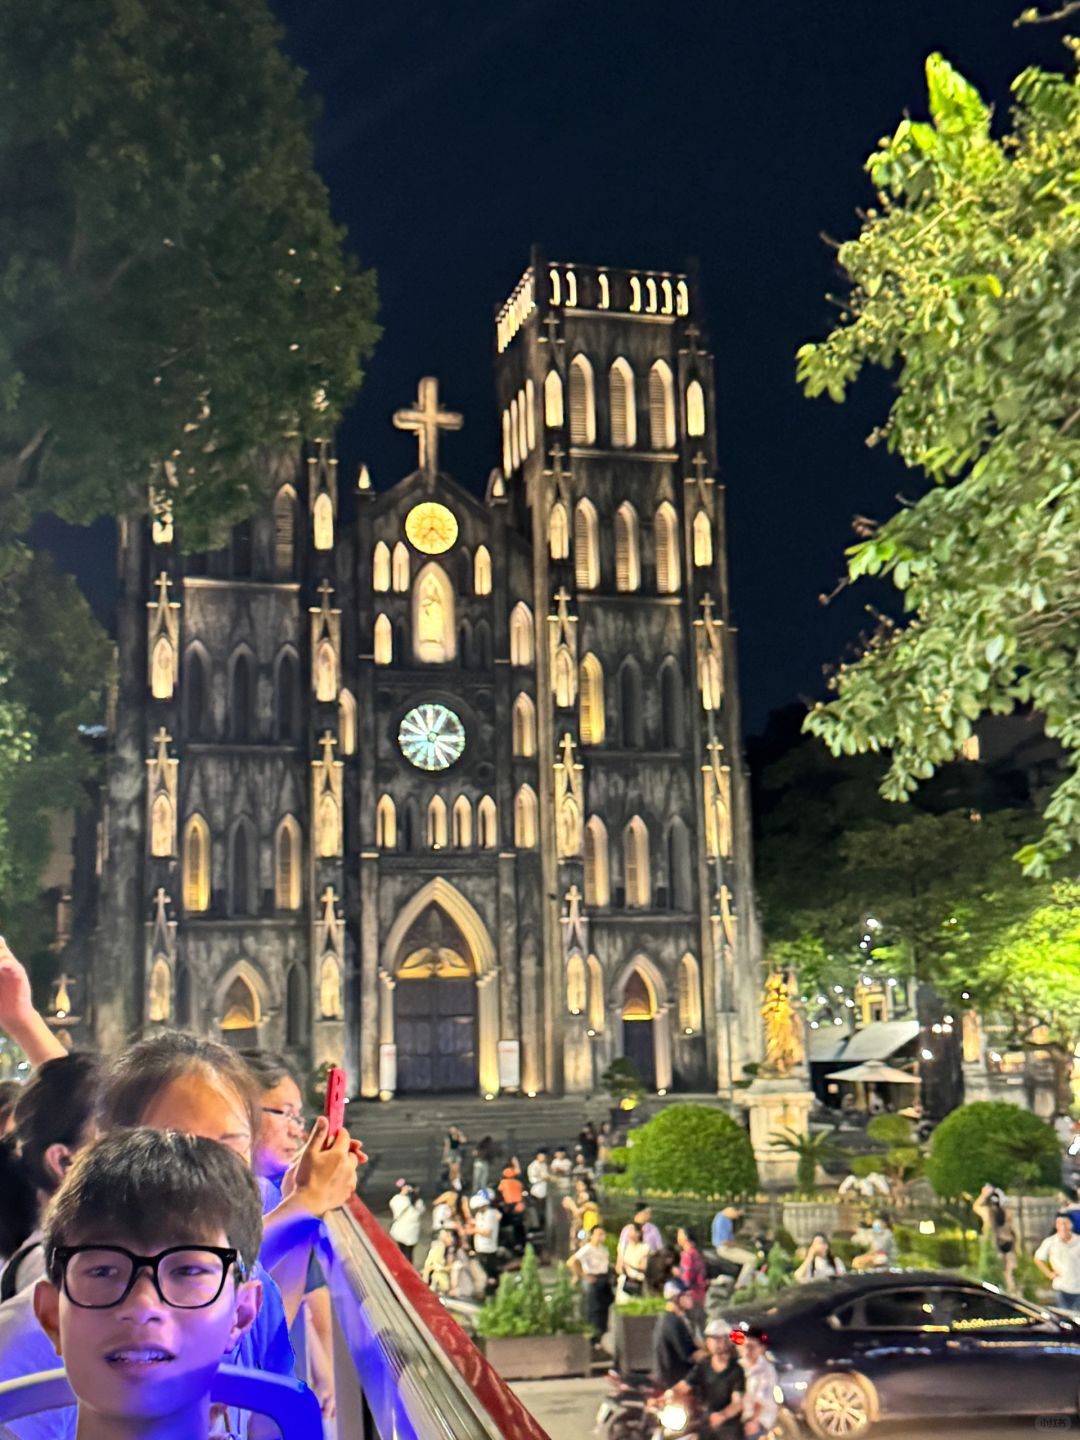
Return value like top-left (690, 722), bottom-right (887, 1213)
top-left (0, 939), bottom-right (363, 1439)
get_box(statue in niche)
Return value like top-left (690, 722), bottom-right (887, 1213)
top-left (148, 958), bottom-right (172, 1023)
top-left (317, 794), bottom-right (339, 858)
top-left (150, 794), bottom-right (174, 858)
top-left (558, 794), bottom-right (581, 858)
top-left (417, 571), bottom-right (448, 661)
top-left (320, 955), bottom-right (342, 1019)
top-left (151, 636), bottom-right (174, 700)
top-left (315, 640), bottom-right (337, 701)
top-left (761, 971), bottom-right (805, 1077)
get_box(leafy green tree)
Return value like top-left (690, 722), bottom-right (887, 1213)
top-left (620, 1104), bottom-right (758, 1198)
top-left (0, 0), bottom-right (379, 547)
top-left (0, 553), bottom-right (110, 973)
top-left (796, 43), bottom-right (1080, 873)
top-left (926, 1101), bottom-right (1061, 1197)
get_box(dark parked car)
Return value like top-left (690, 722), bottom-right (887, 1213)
top-left (729, 1270), bottom-right (1080, 1439)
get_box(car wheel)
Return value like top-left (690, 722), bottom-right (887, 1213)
top-left (805, 1373), bottom-right (875, 1440)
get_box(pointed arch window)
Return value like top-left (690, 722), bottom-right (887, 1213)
top-left (374, 614), bottom-right (392, 665)
top-left (285, 965), bottom-right (306, 1047)
top-left (313, 492), bottom-right (334, 551)
top-left (574, 500), bottom-right (599, 590)
top-left (587, 955), bottom-right (605, 1031)
top-left (516, 389), bottom-right (528, 463)
top-left (230, 651), bottom-right (255, 740)
top-left (427, 795), bottom-right (448, 849)
top-left (392, 542), bottom-right (410, 592)
top-left (676, 279), bottom-right (690, 316)
top-left (182, 816), bottom-right (210, 913)
top-left (373, 541), bottom-right (391, 592)
top-left (544, 369), bottom-right (564, 428)
top-left (686, 379), bottom-right (706, 438)
top-left (609, 358), bottom-right (636, 448)
top-left (413, 562), bottom-right (455, 663)
top-left (566, 953), bottom-right (587, 1014)
top-left (579, 654), bottom-right (605, 745)
top-left (619, 659), bottom-right (644, 747)
top-left (549, 501), bottom-right (569, 560)
top-left (478, 796), bottom-right (498, 849)
top-left (502, 411), bottom-right (512, 476)
top-left (667, 818), bottom-right (692, 910)
top-left (654, 502), bottom-right (680, 594)
top-left (624, 816), bottom-right (651, 908)
top-left (185, 648), bottom-right (209, 739)
top-left (514, 786), bottom-right (538, 847)
top-left (584, 816), bottom-right (610, 906)
top-left (678, 953), bottom-right (703, 1033)
top-left (614, 503), bottom-right (640, 592)
top-left (339, 689), bottom-right (356, 756)
top-left (273, 487), bottom-right (297, 579)
top-left (510, 396), bottom-right (521, 472)
top-left (376, 794), bottom-right (397, 849)
top-left (568, 356), bottom-right (596, 445)
top-left (274, 816), bottom-right (302, 911)
top-left (649, 362), bottom-right (676, 450)
top-left (452, 795), bottom-right (473, 848)
top-left (512, 693), bottom-right (537, 757)
top-left (693, 510), bottom-right (713, 567)
top-left (660, 659), bottom-right (685, 747)
top-left (510, 603), bottom-right (534, 666)
top-left (474, 545), bottom-right (492, 596)
top-left (554, 646), bottom-right (574, 708)
top-left (229, 820), bottom-right (256, 916)
top-left (275, 649), bottom-right (300, 741)
top-left (526, 378), bottom-right (536, 451)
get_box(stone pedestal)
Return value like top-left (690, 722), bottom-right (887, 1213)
top-left (742, 1076), bottom-right (816, 1186)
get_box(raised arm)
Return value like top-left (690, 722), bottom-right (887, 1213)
top-left (0, 939), bottom-right (67, 1066)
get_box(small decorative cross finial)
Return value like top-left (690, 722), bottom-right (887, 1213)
top-left (691, 451), bottom-right (710, 483)
top-left (685, 322), bottom-right (702, 349)
top-left (154, 572), bottom-right (171, 606)
top-left (543, 313), bottom-right (561, 345)
top-left (318, 731), bottom-right (337, 766)
top-left (316, 578), bottom-right (335, 606)
top-left (700, 592), bottom-right (716, 624)
top-left (393, 377), bottom-right (463, 476)
top-left (547, 444), bottom-right (567, 486)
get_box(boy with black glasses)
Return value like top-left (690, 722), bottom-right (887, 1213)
top-left (32, 1128), bottom-right (264, 1440)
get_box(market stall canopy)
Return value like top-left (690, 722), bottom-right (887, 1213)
top-left (826, 1059), bottom-right (919, 1085)
top-left (837, 1020), bottom-right (919, 1062)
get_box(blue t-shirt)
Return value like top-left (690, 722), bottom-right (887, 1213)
top-left (711, 1211), bottom-right (734, 1248)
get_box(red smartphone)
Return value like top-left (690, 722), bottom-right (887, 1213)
top-left (322, 1066), bottom-right (347, 1146)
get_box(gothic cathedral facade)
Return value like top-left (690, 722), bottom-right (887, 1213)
top-left (91, 251), bottom-right (763, 1099)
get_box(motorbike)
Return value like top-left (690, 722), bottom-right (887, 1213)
top-left (595, 1370), bottom-right (662, 1440)
top-left (650, 1388), bottom-right (699, 1437)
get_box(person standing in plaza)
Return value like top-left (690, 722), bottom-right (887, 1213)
top-left (388, 1179), bottom-right (425, 1263)
top-left (568, 1223), bottom-right (613, 1342)
top-left (1035, 1212), bottom-right (1080, 1310)
top-left (470, 1190), bottom-right (503, 1294)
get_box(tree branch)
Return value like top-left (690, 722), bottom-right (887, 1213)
top-left (1016, 1), bottom-right (1080, 24)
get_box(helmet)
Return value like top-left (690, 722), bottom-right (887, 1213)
top-left (470, 1191), bottom-right (491, 1208)
top-left (704, 1319), bottom-right (729, 1339)
top-left (663, 1279), bottom-right (687, 1301)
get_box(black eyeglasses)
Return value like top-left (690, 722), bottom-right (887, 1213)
top-left (53, 1245), bottom-right (245, 1310)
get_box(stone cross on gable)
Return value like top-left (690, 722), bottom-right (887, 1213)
top-left (691, 451), bottom-right (711, 484)
top-left (153, 572), bottom-right (173, 608)
top-left (393, 377), bottom-right (463, 476)
top-left (547, 445), bottom-right (567, 486)
top-left (543, 313), bottom-right (561, 345)
top-left (318, 731), bottom-right (337, 768)
top-left (321, 885), bottom-right (339, 938)
top-left (316, 578), bottom-right (335, 606)
top-left (558, 731), bottom-right (578, 773)
top-left (685, 322), bottom-right (702, 350)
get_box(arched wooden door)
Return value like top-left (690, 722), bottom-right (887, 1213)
top-left (395, 944), bottom-right (477, 1093)
top-left (621, 967), bottom-right (657, 1088)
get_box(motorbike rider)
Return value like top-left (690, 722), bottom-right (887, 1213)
top-left (741, 1333), bottom-right (779, 1439)
top-left (686, 1321), bottom-right (745, 1439)
top-left (652, 1278), bottom-right (700, 1389)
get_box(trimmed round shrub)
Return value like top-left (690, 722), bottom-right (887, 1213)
top-left (925, 1101), bottom-right (1061, 1198)
top-left (620, 1104), bottom-right (758, 1198)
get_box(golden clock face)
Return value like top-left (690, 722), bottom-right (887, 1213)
top-left (405, 502), bottom-right (458, 555)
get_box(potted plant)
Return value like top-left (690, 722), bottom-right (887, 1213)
top-left (772, 1129), bottom-right (842, 1243)
top-left (474, 1246), bottom-right (592, 1380)
top-left (612, 1294), bottom-right (667, 1373)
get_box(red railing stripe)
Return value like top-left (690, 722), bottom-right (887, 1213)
top-left (346, 1196), bottom-right (554, 1440)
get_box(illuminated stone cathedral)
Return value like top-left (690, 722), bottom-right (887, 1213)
top-left (87, 250), bottom-right (763, 1099)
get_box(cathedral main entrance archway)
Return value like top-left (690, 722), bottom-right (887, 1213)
top-left (617, 956), bottom-right (674, 1093)
top-left (380, 878), bottom-right (500, 1096)
top-left (394, 944), bottom-right (476, 1093)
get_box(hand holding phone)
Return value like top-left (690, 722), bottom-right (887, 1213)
top-left (323, 1066), bottom-right (347, 1148)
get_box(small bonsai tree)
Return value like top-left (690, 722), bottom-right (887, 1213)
top-left (770, 1128), bottom-right (840, 1193)
top-left (601, 1057), bottom-right (646, 1112)
top-left (926, 1102), bottom-right (1061, 1198)
top-left (618, 1104), bottom-right (758, 1197)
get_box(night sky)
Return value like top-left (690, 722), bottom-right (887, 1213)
top-left (39, 1), bottom-right (1065, 732)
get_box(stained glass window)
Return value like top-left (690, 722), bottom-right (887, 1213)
top-left (398, 703), bottom-right (466, 771)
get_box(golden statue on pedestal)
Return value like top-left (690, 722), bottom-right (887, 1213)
top-left (761, 971), bottom-right (805, 1077)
